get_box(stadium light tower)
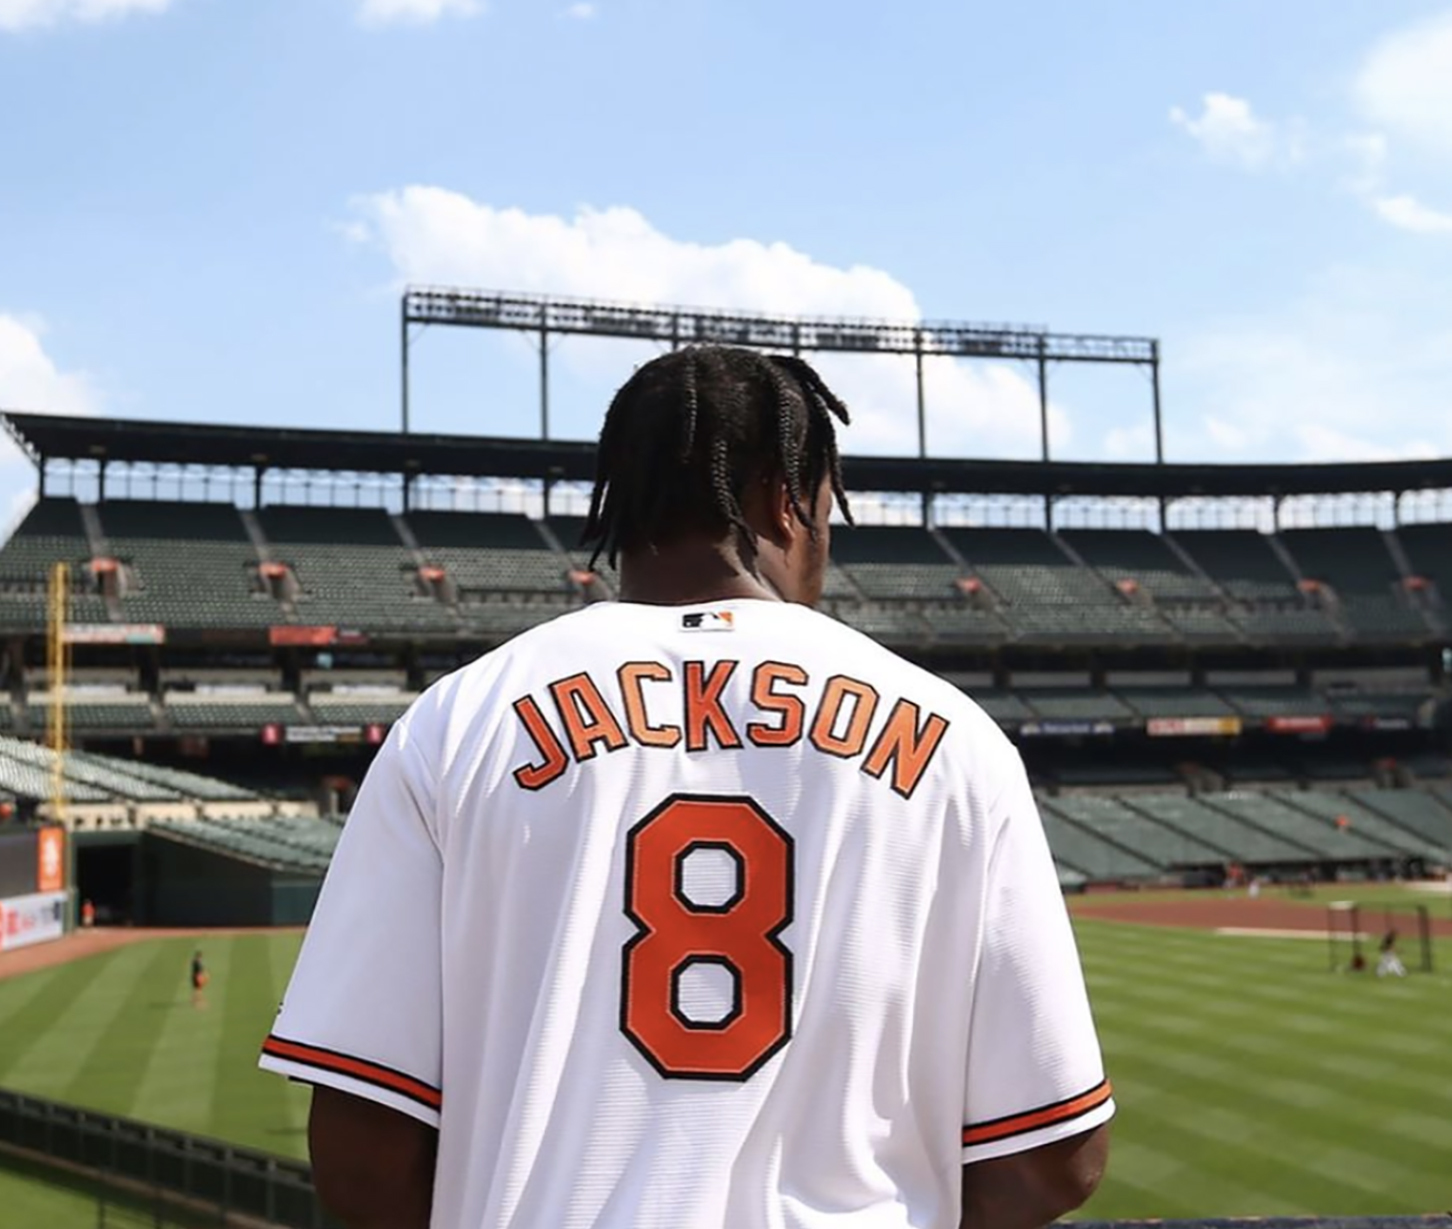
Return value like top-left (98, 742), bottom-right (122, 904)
top-left (400, 288), bottom-right (1167, 465)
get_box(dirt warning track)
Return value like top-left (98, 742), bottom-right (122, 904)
top-left (1071, 892), bottom-right (1452, 937)
top-left (0, 926), bottom-right (302, 982)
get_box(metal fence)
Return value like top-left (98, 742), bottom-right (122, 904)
top-left (0, 1088), bottom-right (336, 1228)
top-left (4, 1087), bottom-right (1450, 1229)
top-left (1078, 1223), bottom-right (1452, 1229)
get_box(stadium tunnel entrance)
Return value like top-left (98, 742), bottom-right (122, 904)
top-left (73, 832), bottom-right (143, 927)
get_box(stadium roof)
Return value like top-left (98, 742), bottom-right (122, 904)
top-left (6, 410), bottom-right (1452, 500)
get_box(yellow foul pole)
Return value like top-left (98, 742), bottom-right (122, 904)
top-left (47, 561), bottom-right (69, 824)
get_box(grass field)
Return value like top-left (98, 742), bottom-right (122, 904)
top-left (0, 933), bottom-right (310, 1157)
top-left (1, 916), bottom-right (1449, 1221)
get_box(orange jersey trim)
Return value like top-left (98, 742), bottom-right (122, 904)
top-left (262, 1034), bottom-right (442, 1112)
top-left (962, 1079), bottom-right (1111, 1148)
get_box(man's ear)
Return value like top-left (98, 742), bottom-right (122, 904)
top-left (764, 473), bottom-right (797, 546)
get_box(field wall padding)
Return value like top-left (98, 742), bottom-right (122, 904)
top-left (142, 837), bottom-right (321, 927)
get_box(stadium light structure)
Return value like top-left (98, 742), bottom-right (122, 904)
top-left (401, 287), bottom-right (1166, 465)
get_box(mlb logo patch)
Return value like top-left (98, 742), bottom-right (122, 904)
top-left (681, 610), bottom-right (736, 633)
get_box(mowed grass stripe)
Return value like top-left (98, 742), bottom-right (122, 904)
top-left (1107, 1045), bottom-right (1452, 1188)
top-left (268, 930), bottom-right (310, 1142)
top-left (1087, 1105), bottom-right (1425, 1217)
top-left (1096, 968), bottom-right (1452, 1113)
top-left (61, 939), bottom-right (186, 1110)
top-left (212, 933), bottom-right (301, 1156)
top-left (1077, 921), bottom-right (1452, 1218)
top-left (116, 939), bottom-right (233, 1137)
top-left (4, 921), bottom-right (1451, 1219)
top-left (0, 1160), bottom-right (105, 1229)
top-left (0, 961), bottom-right (99, 1075)
top-left (0, 944), bottom-right (159, 1097)
top-left (129, 939), bottom-right (233, 1130)
top-left (1086, 1136), bottom-right (1308, 1220)
top-left (0, 961), bottom-right (65, 1035)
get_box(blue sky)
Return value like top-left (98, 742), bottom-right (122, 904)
top-left (3, 0), bottom-right (1452, 515)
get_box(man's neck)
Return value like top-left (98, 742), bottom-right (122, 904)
top-left (615, 541), bottom-right (782, 606)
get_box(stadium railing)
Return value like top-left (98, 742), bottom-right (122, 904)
top-left (1073, 1222), bottom-right (1451, 1229)
top-left (2, 1083), bottom-right (1447, 1229)
top-left (0, 1088), bottom-right (338, 1229)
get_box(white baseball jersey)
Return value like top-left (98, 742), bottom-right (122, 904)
top-left (260, 599), bottom-right (1112, 1228)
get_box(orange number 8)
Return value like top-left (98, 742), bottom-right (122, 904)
top-left (621, 794), bottom-right (794, 1080)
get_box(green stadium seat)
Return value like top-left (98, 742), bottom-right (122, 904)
top-left (1036, 804), bottom-right (1162, 880)
top-left (942, 528), bottom-right (1177, 645)
top-left (1207, 791), bottom-right (1393, 860)
top-left (1046, 793), bottom-right (1226, 866)
top-left (0, 498), bottom-right (111, 631)
top-left (1125, 794), bottom-right (1314, 864)
top-left (1346, 787), bottom-right (1452, 855)
top-left (1280, 528), bottom-right (1431, 643)
top-left (308, 693), bottom-right (416, 726)
top-left (98, 501), bottom-right (281, 629)
top-left (258, 506), bottom-right (457, 632)
top-left (1022, 691), bottom-right (1134, 722)
top-left (1283, 789), bottom-right (1446, 861)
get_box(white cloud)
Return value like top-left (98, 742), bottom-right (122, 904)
top-left (0, 314), bottom-right (100, 533)
top-left (0, 0), bottom-right (173, 32)
top-left (1293, 422), bottom-right (1440, 464)
top-left (0, 315), bottom-right (97, 419)
top-left (1169, 93), bottom-right (1286, 170)
top-left (1340, 132), bottom-right (1388, 196)
top-left (563, 2), bottom-right (595, 17)
top-left (357, 0), bottom-right (481, 28)
top-left (1203, 415), bottom-right (1249, 453)
top-left (1374, 193), bottom-right (1452, 234)
top-left (1172, 263), bottom-right (1452, 463)
top-left (1355, 10), bottom-right (1452, 155)
top-left (348, 189), bottom-right (1069, 458)
top-left (1102, 423), bottom-right (1154, 462)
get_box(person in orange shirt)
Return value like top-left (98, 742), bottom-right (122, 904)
top-left (191, 950), bottom-right (210, 1008)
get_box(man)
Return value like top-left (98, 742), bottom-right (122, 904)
top-left (259, 347), bottom-right (1113, 1228)
top-left (1376, 929), bottom-right (1406, 978)
top-left (190, 949), bottom-right (208, 1009)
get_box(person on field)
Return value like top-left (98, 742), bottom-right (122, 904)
top-left (190, 949), bottom-right (210, 1008)
top-left (1376, 929), bottom-right (1406, 978)
top-left (260, 346), bottom-right (1113, 1229)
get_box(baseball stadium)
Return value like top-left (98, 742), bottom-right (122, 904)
top-left (1, 289), bottom-right (1450, 1227)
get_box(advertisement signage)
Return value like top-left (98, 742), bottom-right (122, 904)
top-left (285, 725), bottom-right (366, 745)
top-left (1361, 715), bottom-right (1413, 732)
top-left (269, 626), bottom-right (338, 647)
top-left (1146, 716), bottom-right (1244, 738)
top-left (36, 827), bottom-right (65, 893)
top-left (1019, 720), bottom-right (1115, 738)
top-left (63, 624), bottom-right (165, 645)
top-left (1264, 715), bottom-right (1333, 735)
top-left (0, 890), bottom-right (67, 952)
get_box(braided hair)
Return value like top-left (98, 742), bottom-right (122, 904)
top-left (582, 345), bottom-right (853, 568)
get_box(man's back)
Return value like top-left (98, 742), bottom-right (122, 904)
top-left (262, 599), bottom-right (1111, 1228)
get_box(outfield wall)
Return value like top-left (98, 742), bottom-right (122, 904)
top-left (0, 826), bottom-right (69, 950)
top-left (143, 838), bottom-right (321, 927)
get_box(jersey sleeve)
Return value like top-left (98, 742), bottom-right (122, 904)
top-left (961, 751), bottom-right (1114, 1164)
top-left (258, 714), bottom-right (444, 1128)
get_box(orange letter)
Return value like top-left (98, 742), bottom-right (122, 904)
top-left (747, 662), bottom-right (807, 747)
top-left (684, 660), bottom-right (742, 752)
top-left (618, 662), bottom-right (681, 748)
top-left (550, 673), bottom-right (629, 762)
top-left (809, 676), bottom-right (880, 759)
top-left (512, 696), bottom-right (569, 790)
top-left (862, 699), bottom-right (950, 799)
